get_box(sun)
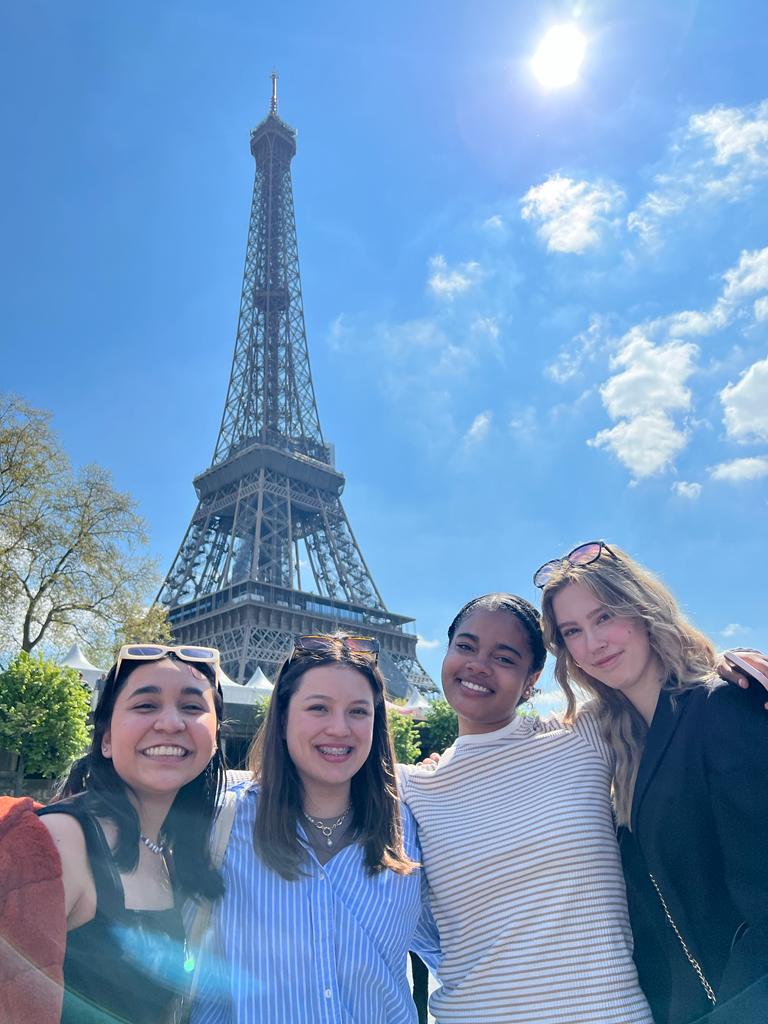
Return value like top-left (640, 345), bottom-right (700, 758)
top-left (531, 24), bottom-right (587, 89)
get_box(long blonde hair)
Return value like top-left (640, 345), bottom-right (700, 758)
top-left (539, 545), bottom-right (717, 825)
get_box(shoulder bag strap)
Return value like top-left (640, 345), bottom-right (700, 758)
top-left (649, 872), bottom-right (717, 1006)
top-left (181, 788), bottom-right (239, 1022)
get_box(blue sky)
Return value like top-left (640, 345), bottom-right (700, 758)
top-left (2, 1), bottom-right (767, 703)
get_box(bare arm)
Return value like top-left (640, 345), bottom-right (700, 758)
top-left (39, 813), bottom-right (96, 929)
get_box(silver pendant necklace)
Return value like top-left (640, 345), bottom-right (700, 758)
top-left (303, 806), bottom-right (352, 848)
top-left (140, 833), bottom-right (167, 856)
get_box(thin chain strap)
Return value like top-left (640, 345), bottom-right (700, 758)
top-left (649, 873), bottom-right (717, 1006)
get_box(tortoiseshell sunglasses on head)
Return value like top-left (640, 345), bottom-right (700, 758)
top-left (290, 634), bottom-right (380, 665)
top-left (533, 541), bottom-right (617, 589)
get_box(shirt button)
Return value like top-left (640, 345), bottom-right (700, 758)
top-left (325, 989), bottom-right (332, 999)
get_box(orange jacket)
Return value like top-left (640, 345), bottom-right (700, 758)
top-left (0, 795), bottom-right (66, 1024)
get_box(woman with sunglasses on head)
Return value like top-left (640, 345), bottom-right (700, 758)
top-left (1, 644), bottom-right (226, 1024)
top-left (399, 592), bottom-right (654, 1024)
top-left (538, 542), bottom-right (768, 1024)
top-left (189, 634), bottom-right (439, 1024)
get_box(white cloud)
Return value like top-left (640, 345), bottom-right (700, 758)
top-left (428, 254), bottom-right (483, 299)
top-left (590, 412), bottom-right (689, 478)
top-left (664, 305), bottom-right (730, 338)
top-left (471, 316), bottom-right (500, 340)
top-left (586, 244), bottom-right (768, 478)
top-left (482, 214), bottom-right (504, 231)
top-left (463, 410), bottom-right (492, 449)
top-left (628, 101), bottom-right (768, 245)
top-left (546, 314), bottom-right (608, 383)
top-left (690, 103), bottom-right (768, 168)
top-left (627, 188), bottom-right (688, 245)
top-left (721, 246), bottom-right (768, 301)
top-left (521, 174), bottom-right (624, 254)
top-left (720, 623), bottom-right (751, 638)
top-left (416, 635), bottom-right (441, 650)
top-left (709, 456), bottom-right (768, 481)
top-left (359, 317), bottom-right (450, 369)
top-left (508, 406), bottom-right (538, 443)
top-left (720, 356), bottom-right (768, 443)
top-left (754, 296), bottom-right (768, 321)
top-left (624, 247), bottom-right (768, 345)
top-left (599, 336), bottom-right (697, 420)
top-left (673, 481), bottom-right (702, 499)
top-left (328, 312), bottom-right (349, 351)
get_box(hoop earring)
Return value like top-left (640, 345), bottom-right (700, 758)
top-left (519, 684), bottom-right (538, 708)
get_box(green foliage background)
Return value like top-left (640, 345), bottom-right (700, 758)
top-left (387, 708), bottom-right (423, 764)
top-left (419, 699), bottom-right (459, 755)
top-left (0, 651), bottom-right (91, 777)
top-left (386, 699), bottom-right (460, 763)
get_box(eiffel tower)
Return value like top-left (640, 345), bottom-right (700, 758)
top-left (159, 76), bottom-right (434, 698)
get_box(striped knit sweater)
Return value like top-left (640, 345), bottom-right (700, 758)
top-left (400, 712), bottom-right (653, 1024)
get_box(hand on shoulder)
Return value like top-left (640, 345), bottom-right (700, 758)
top-left (716, 649), bottom-right (768, 711)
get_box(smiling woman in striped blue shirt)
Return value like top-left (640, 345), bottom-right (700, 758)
top-left (190, 635), bottom-right (439, 1024)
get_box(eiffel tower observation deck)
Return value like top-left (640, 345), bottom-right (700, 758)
top-left (159, 76), bottom-right (435, 698)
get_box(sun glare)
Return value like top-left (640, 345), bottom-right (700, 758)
top-left (531, 24), bottom-right (587, 89)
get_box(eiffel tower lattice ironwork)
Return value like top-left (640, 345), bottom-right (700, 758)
top-left (159, 75), bottom-right (435, 697)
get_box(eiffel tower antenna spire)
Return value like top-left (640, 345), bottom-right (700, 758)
top-left (159, 77), bottom-right (435, 696)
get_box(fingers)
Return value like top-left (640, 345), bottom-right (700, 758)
top-left (416, 752), bottom-right (441, 770)
top-left (715, 658), bottom-right (745, 685)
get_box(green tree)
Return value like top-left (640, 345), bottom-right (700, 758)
top-left (0, 394), bottom-right (160, 654)
top-left (420, 699), bottom-right (459, 755)
top-left (0, 396), bottom-right (64, 583)
top-left (387, 708), bottom-right (423, 764)
top-left (86, 600), bottom-right (174, 668)
top-left (0, 652), bottom-right (91, 794)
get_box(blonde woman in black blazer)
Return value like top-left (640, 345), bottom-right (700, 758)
top-left (536, 542), bottom-right (768, 1024)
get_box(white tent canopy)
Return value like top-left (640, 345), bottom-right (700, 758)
top-left (219, 666), bottom-right (272, 706)
top-left (245, 665), bottom-right (273, 697)
top-left (60, 644), bottom-right (106, 688)
top-left (403, 686), bottom-right (433, 720)
top-left (220, 682), bottom-right (261, 706)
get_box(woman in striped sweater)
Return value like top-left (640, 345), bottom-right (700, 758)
top-left (400, 592), bottom-right (654, 1024)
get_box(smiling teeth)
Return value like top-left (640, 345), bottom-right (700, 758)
top-left (460, 679), bottom-right (492, 694)
top-left (318, 746), bottom-right (351, 755)
top-left (143, 746), bottom-right (188, 757)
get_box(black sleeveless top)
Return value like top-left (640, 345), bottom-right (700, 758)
top-left (37, 798), bottom-right (187, 1024)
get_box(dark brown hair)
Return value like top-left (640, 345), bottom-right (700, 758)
top-left (248, 638), bottom-right (416, 881)
top-left (56, 653), bottom-right (226, 901)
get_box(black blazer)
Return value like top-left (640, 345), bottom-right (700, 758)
top-left (618, 681), bottom-right (768, 1024)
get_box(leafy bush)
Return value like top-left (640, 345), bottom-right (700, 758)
top-left (387, 708), bottom-right (423, 764)
top-left (419, 699), bottom-right (459, 755)
top-left (0, 652), bottom-right (91, 787)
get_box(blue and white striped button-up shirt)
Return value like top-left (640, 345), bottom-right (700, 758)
top-left (190, 782), bottom-right (440, 1024)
